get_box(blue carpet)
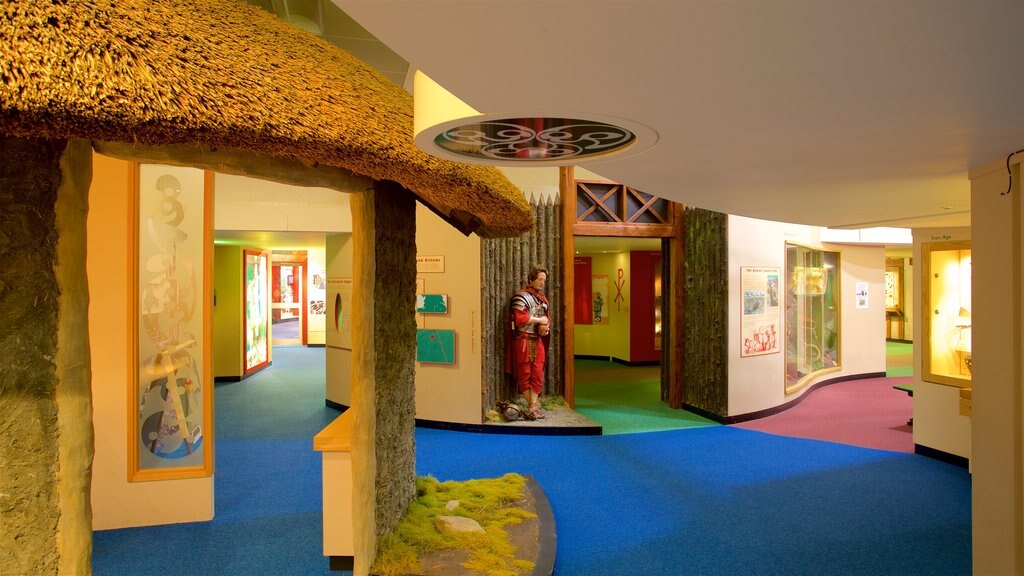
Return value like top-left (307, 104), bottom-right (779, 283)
top-left (93, 348), bottom-right (971, 576)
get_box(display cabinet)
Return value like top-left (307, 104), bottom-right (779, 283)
top-left (885, 258), bottom-right (906, 340)
top-left (921, 241), bottom-right (971, 387)
top-left (785, 243), bottom-right (840, 393)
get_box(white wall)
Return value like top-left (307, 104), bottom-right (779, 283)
top-left (728, 215), bottom-right (886, 416)
top-left (911, 226), bottom-right (972, 459)
top-left (214, 173), bottom-right (351, 232)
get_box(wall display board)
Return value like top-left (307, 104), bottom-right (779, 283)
top-left (243, 249), bottom-right (269, 373)
top-left (855, 282), bottom-right (869, 309)
top-left (785, 244), bottom-right (841, 393)
top-left (416, 294), bottom-right (449, 314)
top-left (740, 266), bottom-right (781, 357)
top-left (131, 164), bottom-right (213, 481)
top-left (416, 329), bottom-right (456, 364)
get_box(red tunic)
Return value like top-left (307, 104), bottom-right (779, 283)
top-left (505, 286), bottom-right (550, 395)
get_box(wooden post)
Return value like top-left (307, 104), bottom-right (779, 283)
top-left (668, 201), bottom-right (686, 408)
top-left (560, 167), bottom-right (576, 408)
top-left (0, 137), bottom-right (93, 575)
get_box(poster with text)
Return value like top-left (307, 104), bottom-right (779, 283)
top-left (741, 266), bottom-right (781, 357)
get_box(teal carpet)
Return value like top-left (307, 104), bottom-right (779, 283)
top-left (574, 360), bottom-right (717, 434)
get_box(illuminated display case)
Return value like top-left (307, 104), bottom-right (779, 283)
top-left (921, 241), bottom-right (972, 387)
top-left (785, 243), bottom-right (841, 393)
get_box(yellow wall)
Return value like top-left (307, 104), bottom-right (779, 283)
top-left (969, 155), bottom-right (1023, 573)
top-left (89, 153), bottom-right (213, 530)
top-left (575, 252), bottom-right (631, 360)
top-left (322, 206), bottom-right (486, 424)
top-left (213, 245), bottom-right (243, 378)
top-left (413, 203), bottom-right (483, 424)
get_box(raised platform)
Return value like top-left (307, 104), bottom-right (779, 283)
top-left (327, 400), bottom-right (604, 436)
top-left (364, 475), bottom-right (555, 576)
top-left (420, 404), bottom-right (603, 436)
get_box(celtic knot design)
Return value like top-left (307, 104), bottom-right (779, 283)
top-left (436, 118), bottom-right (635, 161)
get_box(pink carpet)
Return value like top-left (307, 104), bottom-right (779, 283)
top-left (732, 376), bottom-right (914, 453)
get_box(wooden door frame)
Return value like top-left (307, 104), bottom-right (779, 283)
top-left (560, 167), bottom-right (685, 409)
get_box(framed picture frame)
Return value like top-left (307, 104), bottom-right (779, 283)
top-left (243, 249), bottom-right (270, 374)
top-left (129, 163), bottom-right (214, 481)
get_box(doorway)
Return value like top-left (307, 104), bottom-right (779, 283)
top-left (271, 251), bottom-right (308, 347)
top-left (572, 236), bottom-right (684, 432)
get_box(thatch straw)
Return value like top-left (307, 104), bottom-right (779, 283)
top-left (0, 0), bottom-right (532, 237)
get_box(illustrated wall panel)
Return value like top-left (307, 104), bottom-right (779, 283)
top-left (132, 164), bottom-right (212, 480)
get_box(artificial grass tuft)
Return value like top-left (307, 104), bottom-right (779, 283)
top-left (372, 474), bottom-right (537, 576)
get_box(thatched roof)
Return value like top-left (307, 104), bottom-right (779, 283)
top-left (0, 0), bottom-right (532, 237)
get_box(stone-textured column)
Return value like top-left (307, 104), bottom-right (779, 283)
top-left (0, 137), bottom-right (93, 575)
top-left (349, 181), bottom-right (417, 576)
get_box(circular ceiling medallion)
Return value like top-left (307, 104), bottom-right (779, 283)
top-left (434, 117), bottom-right (636, 162)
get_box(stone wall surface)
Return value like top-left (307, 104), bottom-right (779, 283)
top-left (0, 137), bottom-right (93, 575)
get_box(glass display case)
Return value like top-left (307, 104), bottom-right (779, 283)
top-left (785, 244), bottom-right (840, 393)
top-left (921, 241), bottom-right (972, 387)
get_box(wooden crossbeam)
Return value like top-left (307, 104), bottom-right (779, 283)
top-left (625, 187), bottom-right (666, 224)
top-left (576, 183), bottom-right (623, 223)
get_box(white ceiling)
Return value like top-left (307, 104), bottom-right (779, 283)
top-left (335, 0), bottom-right (1024, 230)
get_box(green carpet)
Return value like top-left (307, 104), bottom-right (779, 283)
top-left (574, 361), bottom-right (717, 435)
top-left (886, 341), bottom-right (913, 377)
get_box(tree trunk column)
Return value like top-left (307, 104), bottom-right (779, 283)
top-left (0, 137), bottom-right (93, 575)
top-left (349, 181), bottom-right (417, 576)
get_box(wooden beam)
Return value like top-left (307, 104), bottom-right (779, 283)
top-left (560, 166), bottom-right (576, 409)
top-left (573, 221), bottom-right (676, 238)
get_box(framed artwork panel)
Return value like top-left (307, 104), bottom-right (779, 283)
top-left (130, 164), bottom-right (213, 481)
